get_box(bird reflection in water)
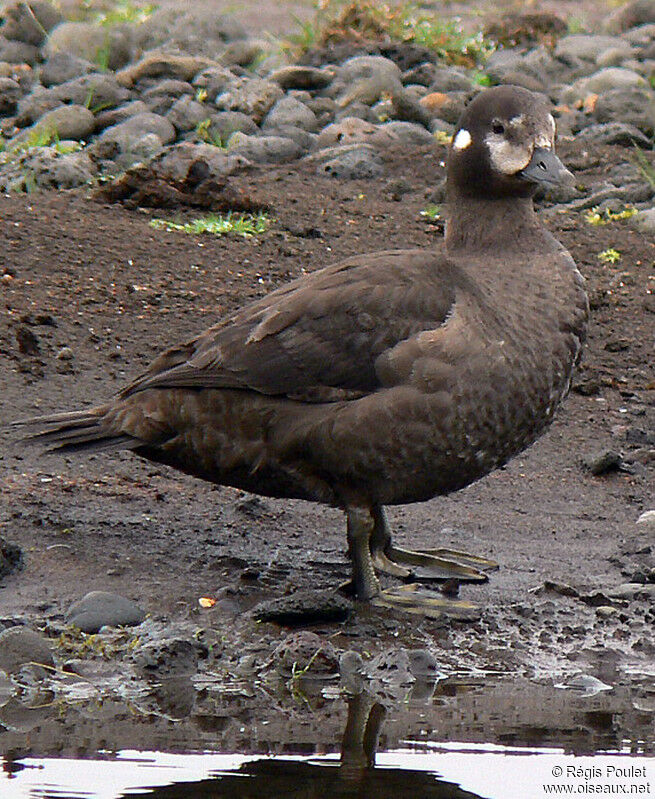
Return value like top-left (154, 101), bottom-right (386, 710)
top-left (122, 691), bottom-right (483, 799)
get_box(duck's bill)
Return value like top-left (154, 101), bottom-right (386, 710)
top-left (518, 147), bottom-right (575, 187)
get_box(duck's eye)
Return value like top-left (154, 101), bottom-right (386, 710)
top-left (491, 120), bottom-right (505, 135)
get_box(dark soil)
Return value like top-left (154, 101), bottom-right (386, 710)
top-left (0, 138), bottom-right (653, 755)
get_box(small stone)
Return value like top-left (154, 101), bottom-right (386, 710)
top-left (268, 65), bottom-right (334, 91)
top-left (1, 0), bottom-right (63, 47)
top-left (134, 637), bottom-right (199, 676)
top-left (215, 78), bottom-right (284, 124)
top-left (39, 52), bottom-right (95, 87)
top-left (636, 510), bottom-right (655, 529)
top-left (596, 605), bottom-right (618, 617)
top-left (0, 537), bottom-right (22, 581)
top-left (116, 54), bottom-right (218, 88)
top-left (583, 449), bottom-right (622, 475)
top-left (16, 104), bottom-right (95, 143)
top-left (56, 346), bottom-right (73, 361)
top-left (46, 21), bottom-right (135, 71)
top-left (65, 590), bottom-right (146, 633)
top-left (272, 631), bottom-right (340, 678)
top-left (16, 325), bottom-right (40, 355)
top-left (228, 133), bottom-right (302, 164)
top-left (320, 145), bottom-right (383, 179)
top-left (0, 627), bottom-right (54, 675)
top-left (252, 589), bottom-right (351, 626)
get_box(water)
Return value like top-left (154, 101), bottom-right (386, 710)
top-left (1, 678), bottom-right (654, 799)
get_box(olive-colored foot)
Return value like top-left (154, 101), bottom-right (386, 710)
top-left (381, 544), bottom-right (498, 582)
top-left (369, 583), bottom-right (481, 621)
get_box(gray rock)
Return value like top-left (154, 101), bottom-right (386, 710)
top-left (0, 148), bottom-right (98, 192)
top-left (206, 111), bottom-right (258, 142)
top-left (154, 142), bottom-right (249, 179)
top-left (334, 55), bottom-right (402, 99)
top-left (426, 65), bottom-right (474, 92)
top-left (260, 125), bottom-right (315, 152)
top-left (46, 21), bottom-right (135, 71)
top-left (315, 117), bottom-right (396, 149)
top-left (15, 105), bottom-right (95, 143)
top-left (1, 0), bottom-right (63, 46)
top-left (593, 87), bottom-right (655, 136)
top-left (562, 67), bottom-right (648, 105)
top-left (116, 53), bottom-right (218, 88)
top-left (66, 590), bottom-right (146, 633)
top-left (252, 589), bottom-right (351, 625)
top-left (320, 145), bottom-right (384, 179)
top-left (0, 627), bottom-right (54, 675)
top-left (380, 120), bottom-right (434, 145)
top-left (56, 73), bottom-right (130, 112)
top-left (575, 121), bottom-right (653, 148)
top-left (167, 96), bottom-right (209, 132)
top-left (192, 66), bottom-right (237, 101)
top-left (636, 509), bottom-right (655, 528)
top-left (97, 112), bottom-right (176, 149)
top-left (583, 449), bottom-right (623, 475)
top-left (94, 100), bottom-right (149, 132)
top-left (39, 52), bottom-right (96, 87)
top-left (339, 650), bottom-right (364, 675)
top-left (218, 38), bottom-right (267, 68)
top-left (228, 132), bottom-right (302, 163)
top-left (607, 582), bottom-right (655, 599)
top-left (596, 43), bottom-right (636, 68)
top-left (0, 77), bottom-right (21, 115)
top-left (555, 34), bottom-right (629, 63)
top-left (215, 78), bottom-right (284, 124)
top-left (485, 47), bottom-right (566, 89)
top-left (268, 65), bottom-right (334, 91)
top-left (0, 537), bottom-right (22, 581)
top-left (134, 637), bottom-right (199, 676)
top-left (632, 208), bottom-right (655, 233)
top-left (142, 79), bottom-right (195, 115)
top-left (262, 96), bottom-right (318, 132)
top-left (0, 34), bottom-right (40, 65)
top-left (605, 0), bottom-right (655, 33)
top-left (136, 8), bottom-right (246, 56)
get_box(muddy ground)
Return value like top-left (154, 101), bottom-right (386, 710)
top-left (0, 137), bottom-right (653, 757)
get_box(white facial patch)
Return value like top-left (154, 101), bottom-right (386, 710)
top-left (484, 132), bottom-right (532, 174)
top-left (452, 129), bottom-right (472, 150)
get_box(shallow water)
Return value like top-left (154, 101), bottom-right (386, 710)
top-left (1, 678), bottom-right (654, 799)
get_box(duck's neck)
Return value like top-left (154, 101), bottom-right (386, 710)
top-left (445, 193), bottom-right (540, 254)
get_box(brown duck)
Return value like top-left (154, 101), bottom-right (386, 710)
top-left (17, 86), bottom-right (589, 618)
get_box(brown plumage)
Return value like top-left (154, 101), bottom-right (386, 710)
top-left (16, 86), bottom-right (589, 617)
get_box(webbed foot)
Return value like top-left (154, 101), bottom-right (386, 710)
top-left (369, 583), bottom-right (481, 621)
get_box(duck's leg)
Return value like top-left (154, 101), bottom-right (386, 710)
top-left (346, 505), bottom-right (480, 620)
top-left (369, 506), bottom-right (497, 583)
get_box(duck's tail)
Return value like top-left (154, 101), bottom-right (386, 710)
top-left (12, 405), bottom-right (140, 455)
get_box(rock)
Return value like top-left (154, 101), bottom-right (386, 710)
top-left (596, 44), bottom-right (636, 68)
top-left (54, 73), bottom-right (130, 113)
top-left (191, 66), bottom-right (236, 101)
top-left (142, 79), bottom-right (195, 111)
top-left (0, 34), bottom-right (39, 65)
top-left (97, 111), bottom-right (176, 150)
top-left (605, 0), bottom-right (655, 33)
top-left (228, 133), bottom-right (302, 164)
top-left (166, 96), bottom-right (209, 133)
top-left (0, 537), bottom-right (22, 581)
top-left (262, 96), bottom-right (318, 133)
top-left (339, 650), bottom-right (364, 676)
top-left (426, 65), bottom-right (473, 92)
top-left (593, 87), bottom-right (655, 136)
top-left (636, 510), bottom-right (655, 528)
top-left (16, 105), bottom-right (95, 143)
top-left (116, 53), bottom-right (219, 88)
top-left (215, 78), bottom-right (284, 124)
top-left (562, 67), bottom-right (648, 105)
top-left (46, 21), bottom-right (135, 71)
top-left (0, 76), bottom-right (21, 115)
top-left (272, 631), bottom-right (340, 678)
top-left (66, 590), bottom-right (146, 633)
top-left (252, 589), bottom-right (351, 625)
top-left (381, 120), bottom-right (435, 146)
top-left (485, 47), bottom-right (566, 89)
top-left (555, 674), bottom-right (612, 695)
top-left (320, 145), bottom-right (384, 179)
top-left (268, 65), bottom-right (334, 91)
top-left (632, 208), bottom-right (655, 233)
top-left (607, 582), bottom-right (655, 600)
top-left (555, 34), bottom-right (629, 63)
top-left (15, 325), bottom-right (40, 353)
top-left (205, 111), bottom-right (258, 143)
top-left (94, 100), bottom-right (150, 133)
top-left (134, 637), bottom-right (199, 676)
top-left (39, 52), bottom-right (96, 87)
top-left (136, 8), bottom-right (246, 57)
top-left (218, 38), bottom-right (267, 69)
top-left (315, 117), bottom-right (397, 149)
top-left (575, 122), bottom-right (653, 148)
top-left (334, 55), bottom-right (402, 100)
top-left (1, 0), bottom-right (63, 46)
top-left (583, 449), bottom-right (623, 475)
top-left (0, 627), bottom-right (54, 675)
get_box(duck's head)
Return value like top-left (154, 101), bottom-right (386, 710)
top-left (447, 85), bottom-right (573, 199)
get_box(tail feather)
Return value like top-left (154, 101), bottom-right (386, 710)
top-left (12, 406), bottom-right (140, 455)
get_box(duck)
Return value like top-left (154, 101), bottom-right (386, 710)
top-left (16, 85), bottom-right (589, 619)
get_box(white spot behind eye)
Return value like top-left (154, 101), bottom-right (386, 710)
top-left (452, 129), bottom-right (472, 150)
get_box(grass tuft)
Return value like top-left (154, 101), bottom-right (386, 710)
top-left (598, 248), bottom-right (621, 264)
top-left (150, 212), bottom-right (271, 237)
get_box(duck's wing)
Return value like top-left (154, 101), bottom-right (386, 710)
top-left (121, 249), bottom-right (459, 400)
